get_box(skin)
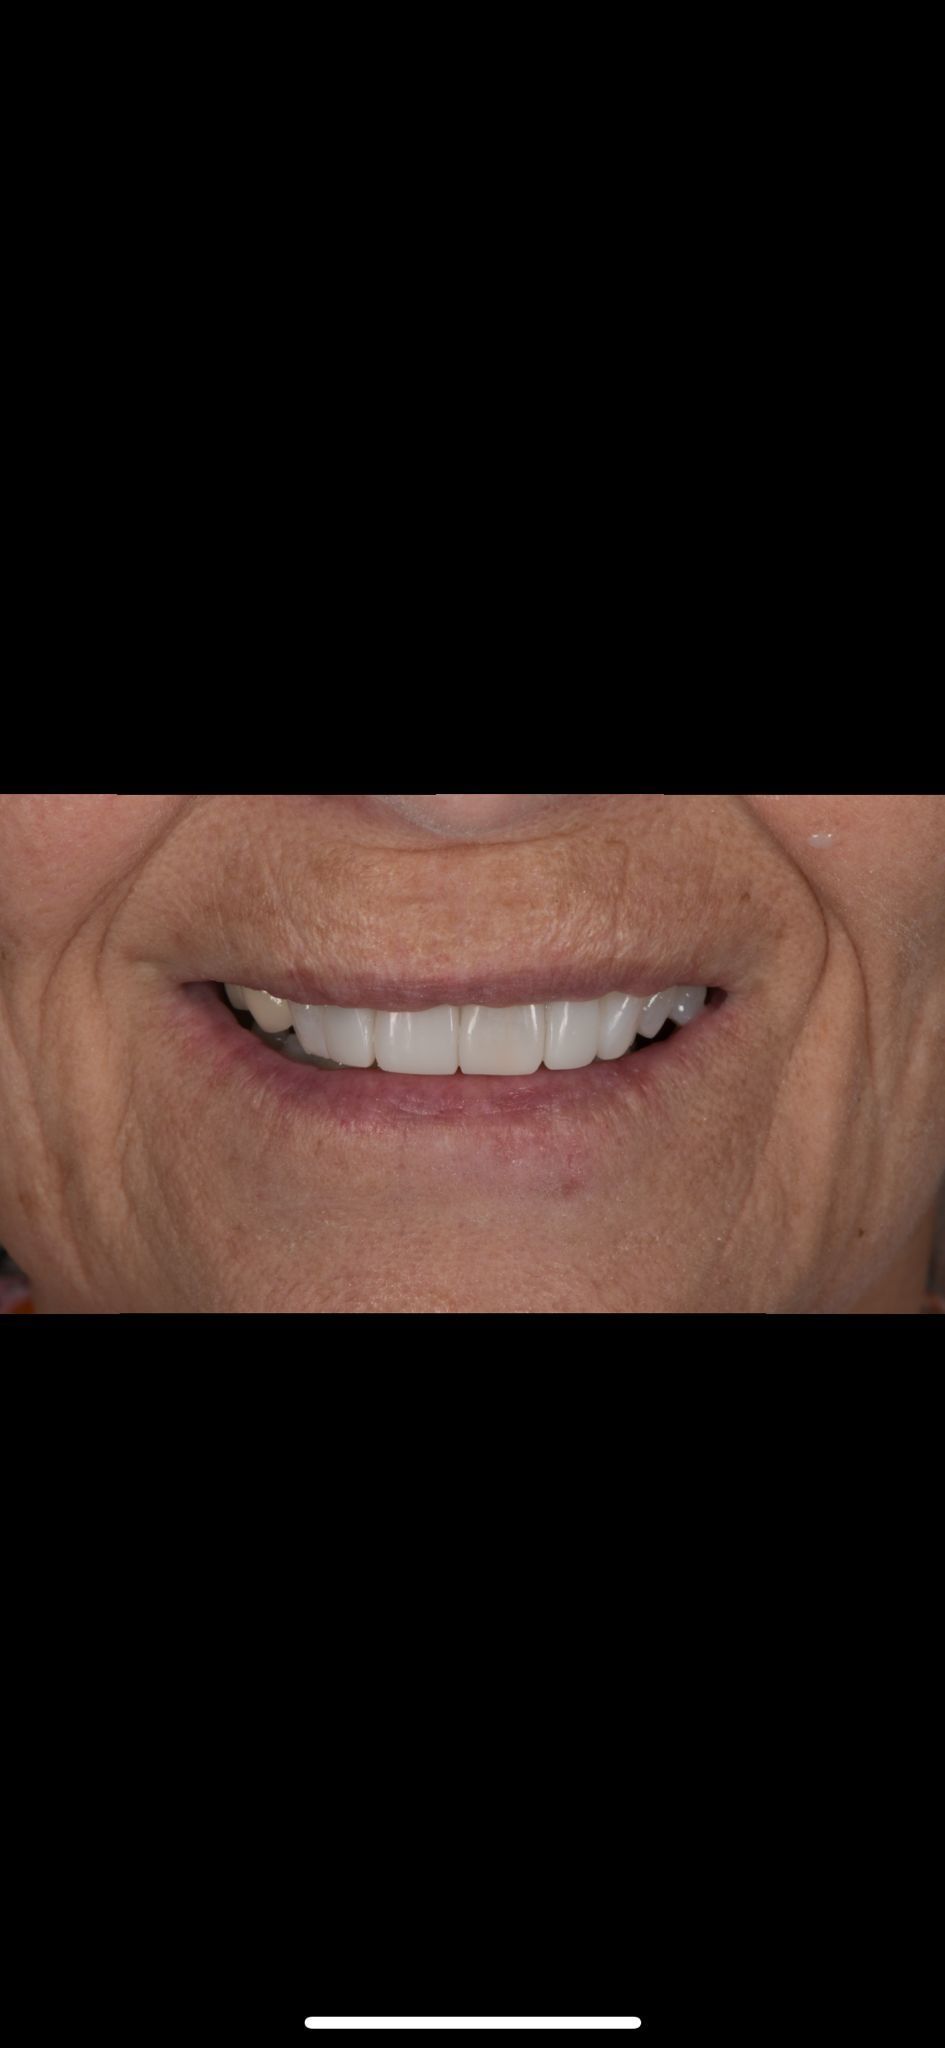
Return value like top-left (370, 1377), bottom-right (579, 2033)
top-left (0, 793), bottom-right (943, 1313)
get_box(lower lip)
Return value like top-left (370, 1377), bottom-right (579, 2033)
top-left (172, 981), bottom-right (742, 1159)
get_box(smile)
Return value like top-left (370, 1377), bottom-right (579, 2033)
top-left (221, 980), bottom-right (718, 1074)
top-left (164, 976), bottom-right (738, 1155)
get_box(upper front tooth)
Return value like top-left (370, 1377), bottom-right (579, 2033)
top-left (289, 1003), bottom-right (331, 1057)
top-left (597, 992), bottom-right (645, 1061)
top-left (459, 1003), bottom-right (545, 1075)
top-left (376, 1006), bottom-right (459, 1074)
top-left (544, 999), bottom-right (601, 1070)
top-left (322, 1005), bottom-right (376, 1068)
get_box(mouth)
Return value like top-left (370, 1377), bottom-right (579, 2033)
top-left (218, 978), bottom-right (728, 1071)
top-left (170, 976), bottom-right (735, 1132)
top-left (137, 790), bottom-right (775, 1162)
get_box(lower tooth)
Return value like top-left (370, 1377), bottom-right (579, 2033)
top-left (249, 1021), bottom-right (346, 1068)
top-left (284, 1038), bottom-right (345, 1068)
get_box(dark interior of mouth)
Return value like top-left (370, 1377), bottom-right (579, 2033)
top-left (218, 985), bottom-right (725, 1056)
top-left (223, 987), bottom-right (254, 1030)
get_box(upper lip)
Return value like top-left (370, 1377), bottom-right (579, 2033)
top-left (152, 812), bottom-right (762, 1009)
top-left (185, 946), bottom-right (742, 1011)
top-left (203, 959), bottom-right (731, 1011)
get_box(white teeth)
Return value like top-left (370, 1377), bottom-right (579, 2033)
top-left (289, 1003), bottom-right (331, 1058)
top-left (322, 1006), bottom-right (376, 1068)
top-left (459, 1004), bottom-right (545, 1075)
top-left (669, 984), bottom-right (709, 1026)
top-left (544, 999), bottom-right (601, 1071)
top-left (244, 987), bottom-right (293, 1033)
top-left (376, 1006), bottom-right (460, 1075)
top-left (597, 992), bottom-right (645, 1061)
top-left (229, 984), bottom-right (710, 1073)
top-left (636, 989), bottom-right (675, 1039)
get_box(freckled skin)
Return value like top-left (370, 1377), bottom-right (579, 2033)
top-left (0, 794), bottom-right (942, 1311)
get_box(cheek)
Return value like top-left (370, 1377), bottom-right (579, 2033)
top-left (745, 797), bottom-right (945, 955)
top-left (0, 796), bottom-right (186, 951)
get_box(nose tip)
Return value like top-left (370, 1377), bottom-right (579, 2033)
top-left (371, 794), bottom-right (574, 836)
